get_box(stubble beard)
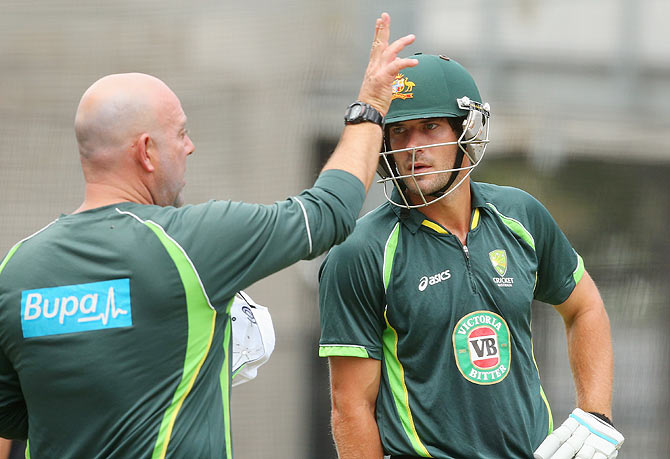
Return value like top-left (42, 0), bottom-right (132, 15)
top-left (401, 171), bottom-right (453, 201)
top-left (172, 191), bottom-right (185, 208)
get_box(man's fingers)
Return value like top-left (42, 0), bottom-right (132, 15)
top-left (379, 35), bottom-right (417, 78)
top-left (534, 417), bottom-right (580, 459)
top-left (359, 12), bottom-right (416, 114)
top-left (576, 444), bottom-right (596, 458)
top-left (384, 34), bottom-right (416, 61)
top-left (375, 12), bottom-right (390, 45)
top-left (370, 13), bottom-right (390, 55)
top-left (553, 425), bottom-right (590, 459)
top-left (386, 57), bottom-right (419, 79)
top-left (372, 17), bottom-right (382, 43)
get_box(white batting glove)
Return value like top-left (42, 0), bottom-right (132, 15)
top-left (534, 408), bottom-right (624, 459)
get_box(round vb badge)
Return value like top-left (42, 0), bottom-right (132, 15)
top-left (453, 311), bottom-right (511, 385)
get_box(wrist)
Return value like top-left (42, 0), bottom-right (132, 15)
top-left (588, 411), bottom-right (614, 427)
top-left (344, 101), bottom-right (384, 127)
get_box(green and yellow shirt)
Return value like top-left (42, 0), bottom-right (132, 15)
top-left (319, 181), bottom-right (584, 459)
top-left (0, 170), bottom-right (364, 458)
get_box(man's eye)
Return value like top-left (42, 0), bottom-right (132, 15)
top-left (390, 127), bottom-right (406, 135)
top-left (425, 123), bottom-right (438, 130)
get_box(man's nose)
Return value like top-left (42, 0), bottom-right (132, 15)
top-left (405, 129), bottom-right (426, 152)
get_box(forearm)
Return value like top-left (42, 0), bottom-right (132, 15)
top-left (321, 123), bottom-right (383, 193)
top-left (565, 303), bottom-right (613, 418)
top-left (0, 401), bottom-right (28, 440)
top-left (332, 405), bottom-right (384, 459)
top-left (328, 356), bottom-right (384, 459)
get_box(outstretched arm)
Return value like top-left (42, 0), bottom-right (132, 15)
top-left (554, 270), bottom-right (613, 418)
top-left (322, 12), bottom-right (418, 191)
top-left (329, 356), bottom-right (383, 459)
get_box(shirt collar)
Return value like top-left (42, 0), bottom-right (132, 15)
top-left (390, 181), bottom-right (488, 234)
top-left (470, 181), bottom-right (488, 209)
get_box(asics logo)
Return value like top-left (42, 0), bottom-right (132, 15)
top-left (418, 269), bottom-right (451, 291)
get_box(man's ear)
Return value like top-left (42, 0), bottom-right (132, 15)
top-left (136, 133), bottom-right (155, 172)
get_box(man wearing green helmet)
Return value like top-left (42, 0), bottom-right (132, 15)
top-left (318, 54), bottom-right (623, 458)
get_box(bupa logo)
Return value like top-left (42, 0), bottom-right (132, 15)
top-left (21, 279), bottom-right (132, 338)
top-left (418, 269), bottom-right (451, 291)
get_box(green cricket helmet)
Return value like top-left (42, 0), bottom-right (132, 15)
top-left (378, 54), bottom-right (491, 209)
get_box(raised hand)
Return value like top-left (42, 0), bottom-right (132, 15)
top-left (357, 12), bottom-right (418, 116)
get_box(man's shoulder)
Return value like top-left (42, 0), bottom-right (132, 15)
top-left (342, 203), bottom-right (398, 244)
top-left (7, 201), bottom-right (224, 255)
top-left (474, 181), bottom-right (538, 204)
top-left (473, 181), bottom-right (545, 216)
top-left (114, 200), bottom-right (238, 234)
top-left (116, 200), bottom-right (221, 220)
top-left (324, 202), bottom-right (397, 261)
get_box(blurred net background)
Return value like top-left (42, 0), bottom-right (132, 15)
top-left (1, 0), bottom-right (668, 457)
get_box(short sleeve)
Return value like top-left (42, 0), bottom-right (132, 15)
top-left (318, 233), bottom-right (386, 360)
top-left (0, 347), bottom-right (28, 439)
top-left (529, 196), bottom-right (584, 305)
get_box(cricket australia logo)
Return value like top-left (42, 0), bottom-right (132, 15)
top-left (489, 249), bottom-right (514, 287)
top-left (391, 73), bottom-right (416, 100)
top-left (452, 311), bottom-right (511, 385)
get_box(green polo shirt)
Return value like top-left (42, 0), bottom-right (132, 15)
top-left (0, 170), bottom-right (364, 459)
top-left (319, 181), bottom-right (584, 459)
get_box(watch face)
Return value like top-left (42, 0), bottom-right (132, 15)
top-left (349, 104), bottom-right (363, 118)
top-left (344, 102), bottom-right (381, 126)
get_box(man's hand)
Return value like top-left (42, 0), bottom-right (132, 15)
top-left (321, 12), bottom-right (417, 190)
top-left (357, 12), bottom-right (418, 115)
top-left (534, 408), bottom-right (624, 459)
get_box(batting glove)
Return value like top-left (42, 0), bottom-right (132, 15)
top-left (534, 408), bottom-right (624, 459)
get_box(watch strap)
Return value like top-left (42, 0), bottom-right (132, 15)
top-left (344, 101), bottom-right (384, 126)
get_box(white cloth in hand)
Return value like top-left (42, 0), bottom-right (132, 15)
top-left (231, 291), bottom-right (275, 387)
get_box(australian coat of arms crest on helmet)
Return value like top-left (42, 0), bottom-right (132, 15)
top-left (391, 73), bottom-right (416, 100)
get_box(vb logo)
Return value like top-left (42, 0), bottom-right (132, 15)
top-left (468, 327), bottom-right (499, 369)
top-left (453, 310), bottom-right (511, 385)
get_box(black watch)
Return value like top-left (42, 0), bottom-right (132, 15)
top-left (344, 101), bottom-right (384, 127)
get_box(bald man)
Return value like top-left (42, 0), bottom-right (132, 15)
top-left (0, 14), bottom-right (417, 458)
top-left (74, 72), bottom-right (194, 210)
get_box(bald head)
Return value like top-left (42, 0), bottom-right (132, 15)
top-left (74, 73), bottom-right (179, 159)
top-left (72, 73), bottom-right (194, 209)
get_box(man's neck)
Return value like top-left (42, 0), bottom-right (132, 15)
top-left (73, 182), bottom-right (153, 214)
top-left (413, 181), bottom-right (472, 245)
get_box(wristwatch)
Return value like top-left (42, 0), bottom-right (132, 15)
top-left (344, 101), bottom-right (384, 126)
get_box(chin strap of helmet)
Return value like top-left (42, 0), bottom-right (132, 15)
top-left (429, 147), bottom-right (465, 197)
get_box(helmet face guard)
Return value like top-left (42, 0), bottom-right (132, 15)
top-left (378, 96), bottom-right (491, 209)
